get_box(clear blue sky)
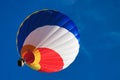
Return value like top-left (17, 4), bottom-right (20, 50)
top-left (0, 0), bottom-right (120, 80)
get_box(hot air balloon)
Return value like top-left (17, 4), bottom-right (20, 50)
top-left (16, 9), bottom-right (80, 73)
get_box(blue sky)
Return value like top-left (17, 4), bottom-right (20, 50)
top-left (0, 0), bottom-right (120, 80)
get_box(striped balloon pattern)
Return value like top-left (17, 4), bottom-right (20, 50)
top-left (16, 10), bottom-right (80, 73)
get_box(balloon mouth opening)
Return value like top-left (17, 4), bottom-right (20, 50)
top-left (18, 58), bottom-right (25, 67)
top-left (21, 51), bottom-right (35, 64)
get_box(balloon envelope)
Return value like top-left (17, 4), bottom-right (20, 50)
top-left (16, 10), bottom-right (80, 73)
